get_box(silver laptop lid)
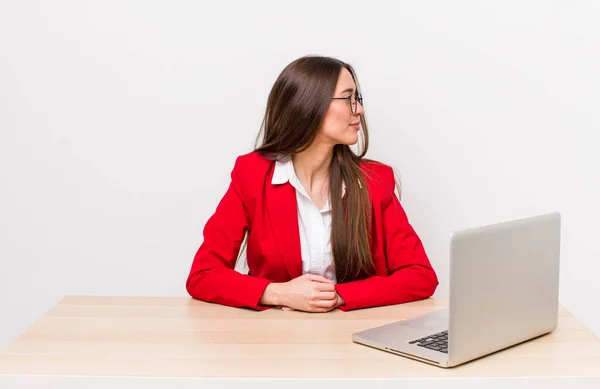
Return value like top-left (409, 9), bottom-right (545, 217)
top-left (447, 212), bottom-right (561, 366)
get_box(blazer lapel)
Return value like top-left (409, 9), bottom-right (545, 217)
top-left (265, 168), bottom-right (303, 280)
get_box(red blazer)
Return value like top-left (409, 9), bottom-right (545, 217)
top-left (186, 151), bottom-right (438, 311)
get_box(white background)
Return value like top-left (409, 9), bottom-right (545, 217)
top-left (1, 0), bottom-right (599, 349)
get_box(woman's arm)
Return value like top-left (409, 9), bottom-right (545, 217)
top-left (186, 159), bottom-right (272, 310)
top-left (335, 168), bottom-right (439, 311)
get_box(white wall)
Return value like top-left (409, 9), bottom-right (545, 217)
top-left (1, 0), bottom-right (599, 349)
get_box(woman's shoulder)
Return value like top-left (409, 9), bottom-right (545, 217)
top-left (360, 159), bottom-right (396, 190)
top-left (230, 151), bottom-right (273, 183)
top-left (360, 158), bottom-right (392, 173)
top-left (233, 150), bottom-right (272, 169)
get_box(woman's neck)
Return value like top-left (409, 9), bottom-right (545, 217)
top-left (292, 142), bottom-right (333, 193)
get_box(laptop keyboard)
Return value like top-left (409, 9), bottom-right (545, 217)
top-left (409, 330), bottom-right (448, 353)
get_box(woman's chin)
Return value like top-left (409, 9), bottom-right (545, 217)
top-left (345, 135), bottom-right (359, 146)
top-left (328, 133), bottom-right (359, 147)
top-left (334, 134), bottom-right (359, 146)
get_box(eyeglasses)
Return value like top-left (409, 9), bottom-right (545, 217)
top-left (331, 92), bottom-right (363, 114)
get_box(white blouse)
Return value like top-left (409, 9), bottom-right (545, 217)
top-left (271, 159), bottom-right (344, 284)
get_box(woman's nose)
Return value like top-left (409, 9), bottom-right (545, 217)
top-left (354, 101), bottom-right (364, 116)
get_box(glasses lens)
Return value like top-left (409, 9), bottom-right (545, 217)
top-left (352, 93), bottom-right (363, 113)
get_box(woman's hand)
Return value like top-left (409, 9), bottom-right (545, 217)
top-left (281, 292), bottom-right (345, 311)
top-left (262, 274), bottom-right (341, 312)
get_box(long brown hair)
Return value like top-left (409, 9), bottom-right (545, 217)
top-left (254, 55), bottom-right (378, 283)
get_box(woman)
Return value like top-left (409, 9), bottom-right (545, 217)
top-left (186, 55), bottom-right (438, 312)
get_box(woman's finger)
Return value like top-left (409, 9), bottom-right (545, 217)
top-left (312, 282), bottom-right (336, 293)
top-left (316, 291), bottom-right (336, 301)
top-left (304, 274), bottom-right (334, 284)
top-left (312, 298), bottom-right (338, 309)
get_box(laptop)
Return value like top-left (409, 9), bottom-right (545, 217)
top-left (352, 212), bottom-right (561, 368)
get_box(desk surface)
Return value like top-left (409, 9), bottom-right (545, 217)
top-left (1, 296), bottom-right (599, 381)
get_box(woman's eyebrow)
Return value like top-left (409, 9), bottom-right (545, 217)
top-left (340, 87), bottom-right (355, 94)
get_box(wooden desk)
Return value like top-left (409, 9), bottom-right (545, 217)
top-left (1, 296), bottom-right (599, 388)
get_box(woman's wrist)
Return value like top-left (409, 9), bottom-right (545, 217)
top-left (336, 292), bottom-right (346, 308)
top-left (260, 283), bottom-right (284, 306)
